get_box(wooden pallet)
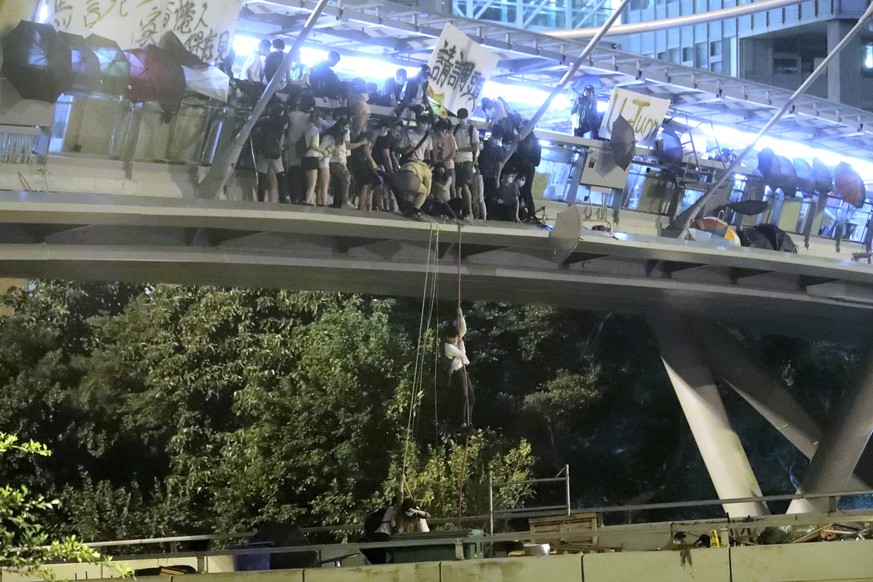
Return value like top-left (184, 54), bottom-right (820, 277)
top-left (529, 513), bottom-right (599, 545)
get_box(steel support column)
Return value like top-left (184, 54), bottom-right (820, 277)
top-left (649, 317), bottom-right (769, 517)
top-left (789, 342), bottom-right (873, 513)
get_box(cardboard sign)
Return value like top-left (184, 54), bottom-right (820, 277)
top-left (427, 24), bottom-right (500, 115)
top-left (598, 88), bottom-right (671, 147)
top-left (46, 0), bottom-right (241, 61)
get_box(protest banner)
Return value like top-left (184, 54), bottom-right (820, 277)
top-left (598, 88), bottom-right (671, 146)
top-left (46, 0), bottom-right (241, 61)
top-left (427, 23), bottom-right (500, 115)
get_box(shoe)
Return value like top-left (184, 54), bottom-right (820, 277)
top-left (463, 214), bottom-right (473, 221)
top-left (343, 202), bottom-right (358, 209)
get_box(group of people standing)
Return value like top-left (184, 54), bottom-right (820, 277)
top-left (239, 38), bottom-right (543, 222)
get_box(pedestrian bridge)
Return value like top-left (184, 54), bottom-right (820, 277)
top-left (0, 189), bottom-right (872, 342)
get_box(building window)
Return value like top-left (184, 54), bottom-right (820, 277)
top-left (710, 40), bottom-right (722, 58)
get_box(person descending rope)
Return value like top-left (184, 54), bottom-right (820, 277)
top-left (444, 306), bottom-right (474, 430)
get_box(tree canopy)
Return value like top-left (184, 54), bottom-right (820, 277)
top-left (0, 281), bottom-right (857, 539)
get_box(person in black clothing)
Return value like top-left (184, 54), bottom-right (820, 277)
top-left (263, 38), bottom-right (286, 86)
top-left (251, 101), bottom-right (291, 203)
top-left (310, 50), bottom-right (343, 99)
top-left (397, 64), bottom-right (432, 117)
top-left (383, 68), bottom-right (408, 107)
top-left (507, 130), bottom-right (541, 222)
top-left (478, 126), bottom-right (505, 215)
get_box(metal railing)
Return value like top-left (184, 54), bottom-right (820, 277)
top-left (44, 485), bottom-right (873, 577)
top-left (488, 464), bottom-right (570, 538)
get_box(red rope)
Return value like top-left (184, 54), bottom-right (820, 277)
top-left (455, 222), bottom-right (470, 527)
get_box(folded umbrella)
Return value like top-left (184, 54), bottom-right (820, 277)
top-left (608, 114), bottom-right (636, 171)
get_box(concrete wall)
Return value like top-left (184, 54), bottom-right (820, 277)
top-left (7, 542), bottom-right (873, 582)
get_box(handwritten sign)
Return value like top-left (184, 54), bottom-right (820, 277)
top-left (598, 88), bottom-right (670, 147)
top-left (46, 0), bottom-right (241, 61)
top-left (427, 24), bottom-right (499, 115)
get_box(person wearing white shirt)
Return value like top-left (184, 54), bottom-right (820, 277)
top-left (444, 306), bottom-right (473, 428)
top-left (241, 39), bottom-right (271, 83)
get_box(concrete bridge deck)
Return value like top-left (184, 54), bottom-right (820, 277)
top-left (0, 190), bottom-right (872, 341)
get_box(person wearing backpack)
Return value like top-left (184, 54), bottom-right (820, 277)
top-left (251, 101), bottom-right (290, 203)
top-left (361, 501), bottom-right (397, 564)
top-left (284, 95), bottom-right (314, 204)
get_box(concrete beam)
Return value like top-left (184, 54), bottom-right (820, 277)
top-left (649, 317), bottom-right (769, 518)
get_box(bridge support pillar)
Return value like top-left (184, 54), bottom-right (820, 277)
top-left (788, 343), bottom-right (873, 513)
top-left (696, 325), bottom-right (821, 459)
top-left (649, 317), bottom-right (769, 517)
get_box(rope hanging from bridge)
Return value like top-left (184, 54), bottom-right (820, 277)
top-left (400, 222), bottom-right (441, 499)
top-left (454, 222), bottom-right (471, 526)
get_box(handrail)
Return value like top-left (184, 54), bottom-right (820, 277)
top-left (78, 486), bottom-right (873, 549)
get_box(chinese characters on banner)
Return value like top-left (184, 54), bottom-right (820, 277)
top-left (427, 24), bottom-right (499, 115)
top-left (46, 0), bottom-right (242, 61)
top-left (598, 88), bottom-right (671, 147)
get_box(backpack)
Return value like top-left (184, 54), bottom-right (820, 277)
top-left (363, 507), bottom-right (387, 536)
top-left (453, 124), bottom-right (475, 146)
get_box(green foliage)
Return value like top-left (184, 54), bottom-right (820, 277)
top-left (0, 433), bottom-right (130, 580)
top-left (0, 279), bottom-right (858, 537)
top-left (380, 430), bottom-right (535, 527)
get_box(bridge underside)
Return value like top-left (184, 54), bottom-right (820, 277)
top-left (1, 190), bottom-right (872, 344)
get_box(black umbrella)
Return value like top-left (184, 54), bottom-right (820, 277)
top-left (776, 155), bottom-right (798, 197)
top-left (85, 34), bottom-right (130, 95)
top-left (757, 148), bottom-right (775, 178)
top-left (656, 126), bottom-right (683, 166)
top-left (812, 158), bottom-right (833, 194)
top-left (571, 74), bottom-right (602, 95)
top-left (727, 199), bottom-right (769, 216)
top-left (58, 31), bottom-right (100, 94)
top-left (793, 158), bottom-right (815, 194)
top-left (159, 31), bottom-right (206, 68)
top-left (1, 20), bottom-right (71, 102)
top-left (608, 114), bottom-right (636, 170)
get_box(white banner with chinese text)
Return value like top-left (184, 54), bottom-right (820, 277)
top-left (598, 88), bottom-right (671, 147)
top-left (427, 24), bottom-right (500, 115)
top-left (46, 0), bottom-right (241, 61)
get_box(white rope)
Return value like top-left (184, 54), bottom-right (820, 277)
top-left (402, 221), bottom-right (442, 483)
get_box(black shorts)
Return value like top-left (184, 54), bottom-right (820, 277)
top-left (456, 161), bottom-right (475, 187)
top-left (302, 156), bottom-right (320, 171)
